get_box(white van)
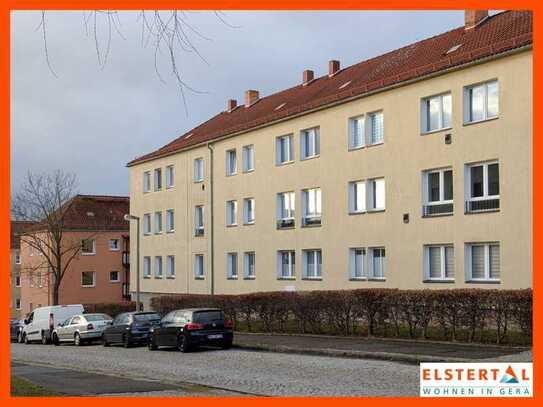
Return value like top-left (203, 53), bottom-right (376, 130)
top-left (22, 304), bottom-right (84, 344)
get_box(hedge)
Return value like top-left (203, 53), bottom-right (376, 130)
top-left (83, 302), bottom-right (136, 317)
top-left (150, 289), bottom-right (532, 345)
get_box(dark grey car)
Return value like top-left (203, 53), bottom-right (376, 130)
top-left (102, 312), bottom-right (161, 348)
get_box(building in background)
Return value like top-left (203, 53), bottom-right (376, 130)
top-left (18, 195), bottom-right (131, 315)
top-left (10, 221), bottom-right (37, 319)
top-left (127, 10), bottom-right (532, 308)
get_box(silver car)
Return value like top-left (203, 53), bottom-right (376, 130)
top-left (52, 313), bottom-right (113, 346)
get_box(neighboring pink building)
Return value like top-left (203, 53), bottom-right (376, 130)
top-left (19, 195), bottom-right (130, 314)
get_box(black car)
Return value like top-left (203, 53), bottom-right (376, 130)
top-left (102, 311), bottom-right (161, 348)
top-left (148, 308), bottom-right (233, 352)
top-left (10, 319), bottom-right (24, 342)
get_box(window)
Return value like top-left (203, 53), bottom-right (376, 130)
top-left (81, 271), bottom-right (96, 287)
top-left (276, 135), bottom-right (293, 164)
top-left (143, 214), bottom-right (151, 235)
top-left (465, 161), bottom-right (500, 212)
top-left (348, 181), bottom-right (367, 213)
top-left (154, 256), bottom-right (163, 278)
top-left (15, 298), bottom-right (21, 310)
top-left (109, 271), bottom-right (120, 282)
top-left (143, 256), bottom-right (151, 278)
top-left (367, 111), bottom-right (384, 144)
top-left (81, 239), bottom-right (96, 255)
top-left (167, 255), bottom-right (175, 278)
top-left (226, 200), bottom-right (237, 226)
top-left (422, 93), bottom-right (452, 133)
top-left (226, 149), bottom-right (237, 176)
top-left (464, 80), bottom-right (499, 123)
top-left (15, 275), bottom-right (21, 287)
top-left (243, 145), bottom-right (255, 172)
top-left (195, 206), bottom-right (204, 236)
top-left (348, 116), bottom-right (365, 149)
top-left (277, 191), bottom-right (295, 228)
top-left (424, 245), bottom-right (454, 281)
top-left (37, 272), bottom-right (42, 287)
top-left (369, 248), bottom-right (386, 279)
top-left (302, 249), bottom-right (322, 279)
top-left (243, 198), bottom-right (255, 224)
top-left (143, 171), bottom-right (151, 193)
top-left (154, 212), bottom-right (163, 234)
top-left (194, 158), bottom-right (204, 182)
top-left (302, 188), bottom-right (322, 226)
top-left (109, 239), bottom-right (120, 251)
top-left (349, 248), bottom-right (366, 279)
top-left (301, 127), bottom-right (320, 159)
top-left (165, 165), bottom-right (174, 188)
top-left (422, 168), bottom-right (453, 216)
top-left (194, 254), bottom-right (204, 279)
top-left (166, 209), bottom-right (174, 233)
top-left (15, 254), bottom-right (21, 264)
top-left (154, 168), bottom-right (162, 191)
top-left (277, 250), bottom-right (295, 279)
top-left (466, 243), bottom-right (500, 282)
top-left (367, 178), bottom-right (385, 211)
top-left (244, 252), bottom-right (256, 279)
top-left (227, 253), bottom-right (238, 279)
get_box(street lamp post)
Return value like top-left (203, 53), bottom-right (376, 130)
top-left (124, 214), bottom-right (141, 311)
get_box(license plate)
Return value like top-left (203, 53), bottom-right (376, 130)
top-left (208, 334), bottom-right (223, 339)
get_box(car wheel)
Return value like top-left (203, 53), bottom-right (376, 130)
top-left (102, 334), bottom-right (110, 347)
top-left (177, 334), bottom-right (190, 353)
top-left (52, 333), bottom-right (60, 346)
top-left (148, 338), bottom-right (158, 351)
top-left (221, 339), bottom-right (232, 350)
top-left (122, 334), bottom-right (131, 348)
top-left (74, 333), bottom-right (82, 346)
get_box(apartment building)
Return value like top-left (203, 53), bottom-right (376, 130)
top-left (10, 221), bottom-right (37, 318)
top-left (127, 10), bottom-right (532, 307)
top-left (19, 195), bottom-right (131, 315)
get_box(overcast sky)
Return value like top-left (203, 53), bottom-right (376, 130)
top-left (11, 10), bottom-right (467, 196)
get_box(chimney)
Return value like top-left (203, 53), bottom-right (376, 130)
top-left (303, 69), bottom-right (314, 85)
top-left (227, 99), bottom-right (237, 112)
top-left (465, 10), bottom-right (488, 30)
top-left (329, 60), bottom-right (340, 77)
top-left (245, 90), bottom-right (259, 107)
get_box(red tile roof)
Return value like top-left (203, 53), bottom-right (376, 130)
top-left (11, 221), bottom-right (38, 249)
top-left (128, 10), bottom-right (532, 167)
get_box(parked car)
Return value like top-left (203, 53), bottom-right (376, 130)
top-left (102, 311), bottom-right (161, 348)
top-left (10, 319), bottom-right (24, 343)
top-left (148, 308), bottom-right (233, 352)
top-left (21, 304), bottom-right (85, 344)
top-left (52, 313), bottom-right (113, 346)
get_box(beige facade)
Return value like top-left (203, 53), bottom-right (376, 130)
top-left (10, 248), bottom-right (22, 319)
top-left (129, 50), bottom-right (532, 305)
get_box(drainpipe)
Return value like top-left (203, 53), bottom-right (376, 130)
top-left (207, 143), bottom-right (215, 296)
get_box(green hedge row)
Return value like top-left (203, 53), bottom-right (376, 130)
top-left (83, 301), bottom-right (136, 317)
top-left (150, 289), bottom-right (532, 344)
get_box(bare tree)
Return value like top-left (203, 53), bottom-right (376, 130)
top-left (11, 170), bottom-right (86, 305)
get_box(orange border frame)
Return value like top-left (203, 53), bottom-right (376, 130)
top-left (1, 1), bottom-right (539, 404)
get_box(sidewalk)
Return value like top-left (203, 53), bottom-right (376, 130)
top-left (233, 333), bottom-right (531, 364)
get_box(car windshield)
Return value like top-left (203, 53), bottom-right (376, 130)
top-left (134, 313), bottom-right (160, 322)
top-left (85, 314), bottom-right (112, 322)
top-left (193, 311), bottom-right (224, 323)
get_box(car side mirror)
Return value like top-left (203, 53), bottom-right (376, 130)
top-left (23, 319), bottom-right (29, 325)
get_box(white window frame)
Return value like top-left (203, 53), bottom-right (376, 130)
top-left (154, 256), bottom-right (163, 279)
top-left (465, 242), bottom-right (500, 282)
top-left (465, 161), bottom-right (500, 202)
top-left (143, 256), bottom-right (151, 278)
top-left (421, 92), bottom-right (452, 133)
top-left (154, 168), bottom-right (162, 191)
top-left (194, 254), bottom-right (204, 279)
top-left (348, 115), bottom-right (365, 150)
top-left (15, 298), bottom-right (21, 310)
top-left (15, 274), bottom-right (21, 287)
top-left (226, 149), bottom-right (237, 176)
top-left (277, 250), bottom-right (296, 279)
top-left (276, 134), bottom-right (294, 165)
top-left (166, 255), bottom-right (175, 278)
top-left (226, 200), bottom-right (238, 226)
top-left (15, 253), bottom-right (21, 264)
top-left (302, 249), bottom-right (322, 280)
top-left (464, 80), bottom-right (499, 124)
top-left (193, 158), bottom-right (204, 182)
top-left (143, 171), bottom-right (151, 193)
top-left (244, 251), bottom-right (256, 279)
top-left (109, 239), bottom-right (120, 251)
top-left (349, 248), bottom-right (366, 279)
top-left (243, 198), bottom-right (255, 225)
top-left (366, 111), bottom-right (384, 145)
top-left (195, 205), bottom-right (204, 236)
top-left (422, 168), bottom-right (453, 206)
top-left (109, 271), bottom-right (120, 283)
top-left (367, 178), bottom-right (386, 211)
top-left (348, 180), bottom-right (367, 214)
top-left (81, 239), bottom-right (96, 255)
top-left (300, 127), bottom-right (320, 160)
top-left (368, 247), bottom-right (386, 279)
top-left (143, 213), bottom-right (151, 235)
top-left (81, 271), bottom-right (96, 287)
top-left (165, 165), bottom-right (174, 189)
top-left (242, 145), bottom-right (255, 172)
top-left (166, 209), bottom-right (175, 233)
top-left (423, 245), bottom-right (455, 281)
top-left (301, 187), bottom-right (322, 225)
top-left (277, 191), bottom-right (295, 221)
top-left (154, 212), bottom-right (163, 234)
top-left (227, 252), bottom-right (238, 279)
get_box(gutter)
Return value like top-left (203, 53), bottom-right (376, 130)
top-left (126, 44), bottom-right (532, 168)
top-left (207, 143), bottom-right (215, 296)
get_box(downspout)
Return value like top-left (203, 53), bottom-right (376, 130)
top-left (207, 143), bottom-right (215, 296)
